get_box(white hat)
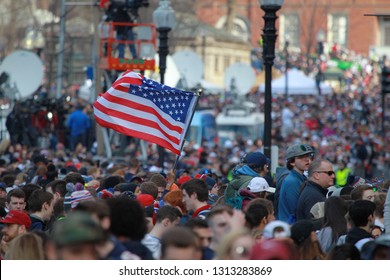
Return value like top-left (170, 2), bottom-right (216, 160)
top-left (247, 177), bottom-right (275, 193)
top-left (263, 220), bottom-right (291, 239)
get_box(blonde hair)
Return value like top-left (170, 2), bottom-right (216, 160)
top-left (215, 228), bottom-right (253, 260)
top-left (5, 232), bottom-right (45, 260)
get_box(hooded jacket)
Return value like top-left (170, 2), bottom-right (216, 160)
top-left (273, 167), bottom-right (290, 217)
top-left (223, 165), bottom-right (258, 202)
top-left (278, 169), bottom-right (307, 224)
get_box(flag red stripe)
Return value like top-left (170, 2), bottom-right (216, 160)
top-left (93, 101), bottom-right (181, 145)
top-left (94, 115), bottom-right (180, 155)
top-left (104, 85), bottom-right (183, 133)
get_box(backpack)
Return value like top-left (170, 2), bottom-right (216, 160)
top-left (226, 189), bottom-right (255, 210)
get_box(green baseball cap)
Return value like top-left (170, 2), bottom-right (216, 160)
top-left (52, 212), bottom-right (105, 246)
top-left (286, 143), bottom-right (314, 160)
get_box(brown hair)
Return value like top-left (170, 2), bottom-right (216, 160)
top-left (207, 205), bottom-right (233, 225)
top-left (374, 193), bottom-right (386, 218)
top-left (160, 226), bottom-right (200, 260)
top-left (247, 198), bottom-right (274, 215)
top-left (149, 173), bottom-right (167, 188)
top-left (298, 238), bottom-right (326, 260)
top-left (350, 184), bottom-right (373, 200)
top-left (139, 182), bottom-right (158, 200)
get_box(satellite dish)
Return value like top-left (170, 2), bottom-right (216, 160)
top-left (224, 63), bottom-right (255, 95)
top-left (0, 50), bottom-right (44, 99)
top-left (172, 50), bottom-right (203, 89)
top-left (154, 54), bottom-right (180, 88)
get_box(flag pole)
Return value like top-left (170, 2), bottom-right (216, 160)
top-left (172, 88), bottom-right (202, 171)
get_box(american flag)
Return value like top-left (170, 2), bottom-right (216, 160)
top-left (93, 71), bottom-right (198, 155)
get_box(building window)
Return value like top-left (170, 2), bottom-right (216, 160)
top-left (214, 56), bottom-right (219, 72)
top-left (328, 13), bottom-right (348, 47)
top-left (215, 16), bottom-right (249, 41)
top-left (224, 56), bottom-right (230, 70)
top-left (379, 16), bottom-right (390, 46)
top-left (279, 13), bottom-right (300, 49)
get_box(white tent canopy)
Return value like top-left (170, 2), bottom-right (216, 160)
top-left (259, 68), bottom-right (333, 95)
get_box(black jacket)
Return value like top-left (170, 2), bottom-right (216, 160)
top-left (345, 227), bottom-right (372, 245)
top-left (122, 240), bottom-right (154, 260)
top-left (296, 181), bottom-right (328, 220)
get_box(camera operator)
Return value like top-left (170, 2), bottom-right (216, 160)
top-left (5, 102), bottom-right (24, 146)
top-left (102, 0), bottom-right (140, 59)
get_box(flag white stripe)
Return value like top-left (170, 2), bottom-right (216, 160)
top-left (95, 97), bottom-right (182, 139)
top-left (106, 86), bottom-right (186, 130)
top-left (94, 107), bottom-right (182, 150)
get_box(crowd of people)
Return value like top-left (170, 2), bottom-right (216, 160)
top-left (0, 142), bottom-right (389, 260)
top-left (0, 44), bottom-right (389, 260)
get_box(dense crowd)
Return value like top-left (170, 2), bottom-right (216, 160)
top-left (0, 143), bottom-right (389, 260)
top-left (0, 46), bottom-right (389, 260)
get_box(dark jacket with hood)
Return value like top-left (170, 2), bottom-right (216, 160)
top-left (345, 227), bottom-right (372, 245)
top-left (273, 166), bottom-right (290, 217)
top-left (224, 164), bottom-right (258, 202)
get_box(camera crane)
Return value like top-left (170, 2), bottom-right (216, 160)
top-left (99, 0), bottom-right (157, 71)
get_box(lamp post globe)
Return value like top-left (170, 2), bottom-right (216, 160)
top-left (153, 0), bottom-right (176, 85)
top-left (259, 0), bottom-right (284, 159)
top-left (153, 0), bottom-right (176, 169)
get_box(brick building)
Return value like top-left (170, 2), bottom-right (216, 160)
top-left (195, 0), bottom-right (390, 56)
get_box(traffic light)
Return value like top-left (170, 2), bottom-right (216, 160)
top-left (382, 66), bottom-right (390, 95)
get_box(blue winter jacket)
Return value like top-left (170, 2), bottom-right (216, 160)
top-left (277, 169), bottom-right (307, 224)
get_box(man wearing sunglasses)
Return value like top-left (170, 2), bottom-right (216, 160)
top-left (296, 159), bottom-right (335, 221)
top-left (278, 143), bottom-right (314, 224)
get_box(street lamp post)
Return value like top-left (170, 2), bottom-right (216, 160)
top-left (153, 0), bottom-right (176, 85)
top-left (284, 39), bottom-right (289, 98)
top-left (259, 0), bottom-right (284, 159)
top-left (316, 29), bottom-right (325, 95)
top-left (153, 0), bottom-right (176, 170)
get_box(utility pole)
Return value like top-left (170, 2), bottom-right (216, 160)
top-left (93, 3), bottom-right (106, 157)
top-left (56, 0), bottom-right (66, 99)
top-left (57, 1), bottom-right (107, 157)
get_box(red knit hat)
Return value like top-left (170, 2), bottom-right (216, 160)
top-left (177, 175), bottom-right (192, 186)
top-left (136, 194), bottom-right (154, 207)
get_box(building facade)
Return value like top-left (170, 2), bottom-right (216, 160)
top-left (195, 0), bottom-right (390, 56)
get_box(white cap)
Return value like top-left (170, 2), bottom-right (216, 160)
top-left (247, 177), bottom-right (275, 193)
top-left (263, 220), bottom-right (291, 239)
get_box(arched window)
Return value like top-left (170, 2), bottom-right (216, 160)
top-left (215, 16), bottom-right (249, 41)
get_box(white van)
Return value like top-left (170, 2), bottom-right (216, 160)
top-left (216, 104), bottom-right (264, 146)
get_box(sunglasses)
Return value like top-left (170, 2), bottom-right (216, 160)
top-left (314, 170), bottom-right (335, 176)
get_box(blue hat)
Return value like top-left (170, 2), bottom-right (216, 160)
top-left (198, 168), bottom-right (213, 176)
top-left (243, 152), bottom-right (271, 169)
top-left (195, 174), bottom-right (216, 190)
top-left (204, 176), bottom-right (216, 190)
